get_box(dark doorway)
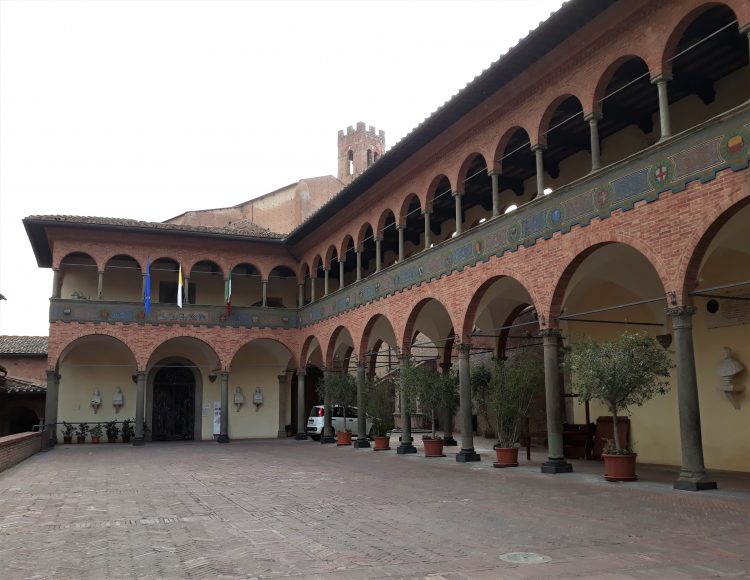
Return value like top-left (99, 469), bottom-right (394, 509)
top-left (8, 407), bottom-right (39, 435)
top-left (152, 365), bottom-right (195, 441)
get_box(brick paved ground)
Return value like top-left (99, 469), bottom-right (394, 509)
top-left (1, 438), bottom-right (749, 579)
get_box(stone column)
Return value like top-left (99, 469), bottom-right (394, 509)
top-left (218, 371), bottom-right (229, 443)
top-left (489, 171), bottom-right (500, 218)
top-left (311, 277), bottom-right (316, 302)
top-left (397, 225), bottom-right (405, 261)
top-left (439, 362), bottom-right (457, 446)
top-left (339, 260), bottom-right (345, 289)
top-left (375, 238), bottom-right (382, 272)
top-left (353, 362), bottom-right (370, 448)
top-left (141, 273), bottom-right (147, 301)
top-left (184, 276), bottom-right (190, 304)
top-left (585, 112), bottom-right (602, 172)
top-left (668, 306), bottom-right (717, 490)
top-left (356, 249), bottom-right (362, 282)
top-left (453, 191), bottom-right (463, 236)
top-left (45, 371), bottom-right (59, 445)
top-left (531, 144), bottom-right (546, 197)
top-left (298, 282), bottom-right (304, 308)
top-left (97, 271), bottom-right (104, 300)
top-left (321, 370), bottom-right (335, 443)
top-left (51, 268), bottom-right (61, 298)
top-left (134, 371), bottom-right (146, 446)
top-left (397, 355), bottom-right (417, 454)
top-left (456, 344), bottom-right (480, 462)
top-left (652, 74), bottom-right (672, 140)
top-left (277, 373), bottom-right (287, 438)
top-left (541, 329), bottom-right (572, 473)
top-left (262, 279), bottom-right (268, 308)
top-left (295, 371), bottom-right (308, 440)
top-left (422, 211), bottom-right (431, 249)
top-left (324, 268), bottom-right (330, 296)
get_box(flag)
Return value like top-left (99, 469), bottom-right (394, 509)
top-left (144, 257), bottom-right (151, 316)
top-left (225, 270), bottom-right (232, 316)
top-left (177, 263), bottom-right (183, 308)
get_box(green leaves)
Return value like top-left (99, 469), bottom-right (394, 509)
top-left (365, 377), bottom-right (395, 437)
top-left (317, 372), bottom-right (357, 407)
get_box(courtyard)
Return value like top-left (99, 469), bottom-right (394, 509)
top-left (1, 438), bottom-right (749, 579)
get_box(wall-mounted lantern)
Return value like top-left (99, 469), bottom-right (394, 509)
top-left (90, 389), bottom-right (102, 413)
top-left (253, 386), bottom-right (264, 412)
top-left (233, 387), bottom-right (245, 412)
top-left (112, 387), bottom-right (124, 413)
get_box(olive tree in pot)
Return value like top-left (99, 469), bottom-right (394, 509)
top-left (474, 351), bottom-right (544, 467)
top-left (317, 372), bottom-right (356, 446)
top-left (566, 332), bottom-right (672, 482)
top-left (365, 377), bottom-right (395, 451)
top-left (407, 363), bottom-right (459, 458)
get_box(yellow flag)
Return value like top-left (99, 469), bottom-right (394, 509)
top-left (177, 264), bottom-right (183, 308)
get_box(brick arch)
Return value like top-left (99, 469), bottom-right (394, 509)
top-left (676, 189), bottom-right (750, 305)
top-left (299, 333), bottom-right (324, 369)
top-left (492, 125), bottom-right (532, 174)
top-left (298, 261), bottom-right (311, 283)
top-left (459, 273), bottom-right (540, 343)
top-left (324, 325), bottom-right (356, 368)
top-left (56, 250), bottom-right (101, 272)
top-left (103, 253), bottom-right (143, 273)
top-left (227, 336), bottom-right (298, 371)
top-left (51, 331), bottom-right (138, 372)
top-left (339, 234), bottom-right (355, 261)
top-left (423, 174), bottom-right (452, 213)
top-left (144, 334), bottom-right (223, 372)
top-left (324, 244), bottom-right (339, 270)
top-left (375, 207), bottom-right (397, 239)
top-left (356, 221), bottom-right (375, 250)
top-left (587, 54), bottom-right (653, 118)
top-left (398, 296), bottom-right (458, 356)
top-left (659, 1), bottom-right (748, 78)
top-left (358, 312), bottom-right (398, 362)
top-left (398, 193), bottom-right (421, 226)
top-left (534, 93), bottom-right (585, 147)
top-left (452, 152), bottom-right (489, 193)
top-left (544, 234), bottom-right (671, 328)
top-left (189, 259), bottom-right (224, 278)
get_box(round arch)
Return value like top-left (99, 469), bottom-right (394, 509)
top-left (398, 193), bottom-right (421, 226)
top-left (535, 94), bottom-right (585, 147)
top-left (55, 332), bottom-right (138, 371)
top-left (400, 297), bottom-right (455, 356)
top-left (424, 174), bottom-right (452, 211)
top-left (325, 326), bottom-right (355, 369)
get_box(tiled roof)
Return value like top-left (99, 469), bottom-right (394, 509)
top-left (0, 375), bottom-right (46, 394)
top-left (0, 336), bottom-right (48, 355)
top-left (27, 215), bottom-right (283, 239)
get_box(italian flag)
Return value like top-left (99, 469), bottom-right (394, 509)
top-left (225, 271), bottom-right (232, 315)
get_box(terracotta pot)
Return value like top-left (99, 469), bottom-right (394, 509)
top-left (336, 431), bottom-right (352, 446)
top-left (108, 437), bottom-right (118, 443)
top-left (63, 436), bottom-right (72, 444)
top-left (493, 446), bottom-right (519, 468)
top-left (373, 436), bottom-right (390, 451)
top-left (91, 436), bottom-right (101, 444)
top-left (603, 453), bottom-right (638, 481)
top-left (76, 436), bottom-right (86, 444)
top-left (423, 438), bottom-right (445, 457)
top-left (122, 436), bottom-right (131, 444)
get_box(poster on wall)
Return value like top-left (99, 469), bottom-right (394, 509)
top-left (213, 401), bottom-right (221, 436)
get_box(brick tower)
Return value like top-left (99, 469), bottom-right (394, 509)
top-left (337, 122), bottom-right (386, 185)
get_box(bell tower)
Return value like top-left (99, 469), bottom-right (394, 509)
top-left (337, 122), bottom-right (386, 185)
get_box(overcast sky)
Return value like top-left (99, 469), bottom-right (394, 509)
top-left (0, 0), bottom-right (565, 336)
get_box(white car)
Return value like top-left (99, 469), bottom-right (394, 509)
top-left (307, 405), bottom-right (373, 440)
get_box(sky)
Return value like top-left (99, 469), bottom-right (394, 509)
top-left (0, 0), bottom-right (566, 336)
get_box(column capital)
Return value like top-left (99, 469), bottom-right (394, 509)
top-left (530, 143), bottom-right (547, 153)
top-left (667, 306), bottom-right (696, 330)
top-left (583, 111), bottom-right (602, 122)
top-left (374, 236), bottom-right (383, 243)
top-left (740, 23), bottom-right (750, 34)
top-left (421, 209), bottom-right (432, 216)
top-left (540, 328), bottom-right (562, 339)
top-left (277, 373), bottom-right (288, 382)
top-left (356, 361), bottom-right (366, 371)
top-left (452, 190), bottom-right (464, 197)
top-left (219, 370), bottom-right (230, 378)
top-left (396, 223), bottom-right (406, 230)
top-left (487, 169), bottom-right (500, 177)
top-left (439, 362), bottom-right (453, 374)
top-left (457, 343), bottom-right (471, 356)
top-left (650, 73), bottom-right (673, 84)
top-left (666, 305), bottom-right (696, 318)
top-left (46, 370), bottom-right (60, 381)
top-left (399, 354), bottom-right (410, 364)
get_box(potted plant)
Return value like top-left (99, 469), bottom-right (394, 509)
top-left (90, 424), bottom-right (103, 444)
top-left (105, 420), bottom-right (119, 443)
top-left (317, 372), bottom-right (356, 446)
top-left (61, 421), bottom-right (74, 444)
top-left (474, 351), bottom-right (544, 468)
top-left (75, 422), bottom-right (89, 444)
top-left (566, 332), bottom-right (672, 481)
top-left (285, 424), bottom-right (293, 437)
top-left (121, 418), bottom-right (134, 443)
top-left (365, 377), bottom-right (395, 451)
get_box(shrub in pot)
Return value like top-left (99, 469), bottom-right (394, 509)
top-left (365, 377), bottom-right (395, 451)
top-left (61, 421), bottom-right (74, 444)
top-left (75, 422), bottom-right (89, 444)
top-left (566, 332), bottom-right (672, 481)
top-left (90, 424), bottom-right (103, 444)
top-left (474, 351), bottom-right (544, 467)
top-left (121, 418), bottom-right (134, 443)
top-left (105, 420), bottom-right (119, 443)
top-left (317, 372), bottom-right (356, 445)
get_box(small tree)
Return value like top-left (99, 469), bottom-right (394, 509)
top-left (475, 351), bottom-right (544, 448)
top-left (317, 372), bottom-right (357, 430)
top-left (566, 332), bottom-right (672, 453)
top-left (365, 377), bottom-right (395, 437)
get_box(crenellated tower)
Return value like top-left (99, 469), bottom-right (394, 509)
top-left (337, 122), bottom-right (386, 185)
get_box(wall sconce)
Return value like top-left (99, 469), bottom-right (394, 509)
top-left (208, 367), bottom-right (221, 383)
top-left (90, 389), bottom-right (102, 413)
top-left (112, 387), bottom-right (124, 413)
top-left (253, 386), bottom-right (264, 412)
top-left (233, 387), bottom-right (245, 412)
top-left (656, 334), bottom-right (672, 349)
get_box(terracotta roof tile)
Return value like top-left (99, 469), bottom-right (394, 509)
top-left (0, 336), bottom-right (48, 355)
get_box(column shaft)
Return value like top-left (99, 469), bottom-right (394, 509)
top-left (669, 306), bottom-right (716, 490)
top-left (262, 279), bottom-right (268, 307)
top-left (298, 283), bottom-right (304, 308)
top-left (311, 277), bottom-right (316, 302)
top-left (586, 113), bottom-right (601, 171)
top-left (541, 329), bottom-right (572, 473)
top-left (321, 370), bottom-right (335, 443)
top-left (356, 250), bottom-right (362, 282)
top-left (45, 371), bottom-right (59, 445)
top-left (339, 260), bottom-right (345, 289)
top-left (456, 344), bottom-right (480, 462)
top-left (532, 145), bottom-right (546, 196)
top-left (324, 268), bottom-right (329, 296)
top-left (277, 373), bottom-right (287, 438)
top-left (184, 276), bottom-right (190, 304)
top-left (490, 172), bottom-right (500, 217)
top-left (218, 372), bottom-right (229, 443)
top-left (453, 192), bottom-right (463, 236)
top-left (52, 269), bottom-right (61, 298)
top-left (397, 356), bottom-right (416, 454)
top-left (375, 239), bottom-right (382, 272)
top-left (397, 226), bottom-right (405, 261)
top-left (134, 372), bottom-right (146, 446)
top-left (97, 271), bottom-right (104, 300)
top-left (353, 363), bottom-right (370, 448)
top-left (295, 371), bottom-right (308, 440)
top-left (423, 212), bottom-right (431, 249)
top-left (439, 362), bottom-right (457, 446)
top-left (653, 74), bottom-right (672, 140)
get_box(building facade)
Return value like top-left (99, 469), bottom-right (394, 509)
top-left (24, 0), bottom-right (750, 489)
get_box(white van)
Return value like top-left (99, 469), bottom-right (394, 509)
top-left (307, 405), bottom-right (372, 440)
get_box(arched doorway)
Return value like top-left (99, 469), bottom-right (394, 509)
top-left (8, 406), bottom-right (39, 435)
top-left (151, 364), bottom-right (196, 441)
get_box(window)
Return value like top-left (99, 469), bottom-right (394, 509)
top-left (366, 149), bottom-right (372, 167)
top-left (347, 150), bottom-right (354, 175)
top-left (159, 282), bottom-right (195, 304)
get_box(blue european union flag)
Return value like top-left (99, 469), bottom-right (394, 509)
top-left (144, 257), bottom-right (151, 316)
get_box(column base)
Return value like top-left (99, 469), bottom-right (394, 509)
top-left (277, 430), bottom-right (287, 439)
top-left (456, 448), bottom-right (481, 462)
top-left (321, 434), bottom-right (336, 444)
top-left (674, 471), bottom-right (717, 491)
top-left (217, 434), bottom-right (230, 443)
top-left (541, 458), bottom-right (573, 473)
top-left (397, 443), bottom-right (417, 454)
top-left (443, 436), bottom-right (458, 446)
top-left (294, 433), bottom-right (308, 441)
top-left (353, 438), bottom-right (371, 449)
top-left (132, 437), bottom-right (145, 447)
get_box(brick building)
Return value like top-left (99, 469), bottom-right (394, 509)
top-left (0, 336), bottom-right (47, 436)
top-left (23, 0), bottom-right (750, 490)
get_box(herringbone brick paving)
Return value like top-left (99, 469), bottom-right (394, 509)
top-left (1, 439), bottom-right (749, 579)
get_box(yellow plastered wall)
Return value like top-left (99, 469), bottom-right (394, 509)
top-left (57, 341), bottom-right (138, 439)
top-left (229, 273), bottom-right (263, 307)
top-left (102, 266), bottom-right (142, 302)
top-left (266, 276), bottom-right (297, 308)
top-left (60, 263), bottom-right (99, 300)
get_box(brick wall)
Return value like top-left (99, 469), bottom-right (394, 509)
top-left (0, 432), bottom-right (43, 474)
